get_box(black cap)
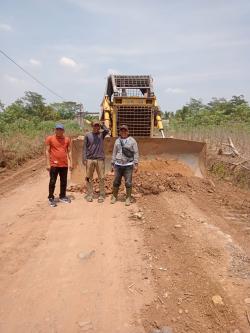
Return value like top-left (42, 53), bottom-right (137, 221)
top-left (119, 124), bottom-right (129, 131)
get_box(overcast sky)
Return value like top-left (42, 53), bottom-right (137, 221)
top-left (1, 0), bottom-right (250, 112)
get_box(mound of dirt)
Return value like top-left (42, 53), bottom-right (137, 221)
top-left (138, 159), bottom-right (193, 177)
top-left (68, 159), bottom-right (214, 197)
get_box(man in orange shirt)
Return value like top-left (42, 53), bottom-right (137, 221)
top-left (45, 123), bottom-right (72, 207)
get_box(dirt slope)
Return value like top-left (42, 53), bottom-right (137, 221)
top-left (0, 161), bottom-right (250, 333)
top-left (0, 157), bottom-right (45, 195)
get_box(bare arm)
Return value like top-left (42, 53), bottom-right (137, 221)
top-left (45, 145), bottom-right (50, 171)
top-left (67, 144), bottom-right (72, 171)
top-left (101, 123), bottom-right (110, 138)
top-left (133, 139), bottom-right (139, 173)
top-left (133, 140), bottom-right (139, 165)
top-left (111, 140), bottom-right (118, 165)
top-left (83, 135), bottom-right (88, 165)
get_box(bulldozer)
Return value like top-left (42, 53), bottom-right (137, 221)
top-left (71, 75), bottom-right (206, 183)
top-left (100, 75), bottom-right (165, 138)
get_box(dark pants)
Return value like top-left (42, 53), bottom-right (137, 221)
top-left (113, 165), bottom-right (133, 189)
top-left (48, 167), bottom-right (68, 199)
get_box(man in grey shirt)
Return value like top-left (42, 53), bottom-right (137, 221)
top-left (111, 125), bottom-right (139, 206)
top-left (83, 120), bottom-right (109, 202)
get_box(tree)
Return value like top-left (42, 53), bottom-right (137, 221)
top-left (50, 101), bottom-right (79, 119)
top-left (230, 95), bottom-right (247, 106)
top-left (172, 95), bottom-right (250, 126)
top-left (2, 91), bottom-right (60, 122)
top-left (163, 111), bottom-right (174, 119)
top-left (16, 91), bottom-right (44, 118)
top-left (187, 98), bottom-right (204, 113)
top-left (0, 100), bottom-right (4, 112)
top-left (4, 102), bottom-right (26, 122)
top-left (21, 91), bottom-right (58, 120)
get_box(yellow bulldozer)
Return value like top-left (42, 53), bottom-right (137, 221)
top-left (71, 75), bottom-right (206, 183)
top-left (100, 75), bottom-right (165, 138)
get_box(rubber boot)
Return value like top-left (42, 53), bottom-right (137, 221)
top-left (98, 178), bottom-right (105, 203)
top-left (85, 180), bottom-right (93, 202)
top-left (125, 187), bottom-right (132, 206)
top-left (111, 187), bottom-right (119, 204)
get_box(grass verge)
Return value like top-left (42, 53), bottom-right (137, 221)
top-left (0, 120), bottom-right (81, 169)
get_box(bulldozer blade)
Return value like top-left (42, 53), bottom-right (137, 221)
top-left (71, 137), bottom-right (206, 184)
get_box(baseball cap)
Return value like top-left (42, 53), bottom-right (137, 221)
top-left (119, 124), bottom-right (129, 131)
top-left (55, 123), bottom-right (64, 130)
top-left (92, 120), bottom-right (101, 126)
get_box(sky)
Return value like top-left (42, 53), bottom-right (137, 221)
top-left (1, 0), bottom-right (250, 112)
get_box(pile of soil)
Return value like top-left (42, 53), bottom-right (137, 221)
top-left (68, 159), bottom-right (215, 197)
top-left (136, 159), bottom-right (193, 177)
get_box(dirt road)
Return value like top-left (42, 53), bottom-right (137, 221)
top-left (0, 169), bottom-right (152, 333)
top-left (0, 163), bottom-right (250, 333)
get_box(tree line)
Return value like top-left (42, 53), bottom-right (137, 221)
top-left (0, 91), bottom-right (80, 133)
top-left (1, 92), bottom-right (250, 133)
top-left (164, 95), bottom-right (250, 126)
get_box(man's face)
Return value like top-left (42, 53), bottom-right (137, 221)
top-left (120, 129), bottom-right (128, 138)
top-left (92, 124), bottom-right (100, 133)
top-left (55, 128), bottom-right (64, 137)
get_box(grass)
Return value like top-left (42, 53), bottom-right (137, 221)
top-left (0, 120), bottom-right (82, 168)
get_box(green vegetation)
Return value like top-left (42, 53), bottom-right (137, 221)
top-left (164, 95), bottom-right (250, 133)
top-left (0, 91), bottom-right (82, 168)
top-left (165, 95), bottom-right (250, 126)
top-left (165, 95), bottom-right (250, 150)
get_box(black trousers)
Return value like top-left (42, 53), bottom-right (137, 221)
top-left (48, 167), bottom-right (68, 199)
top-left (113, 165), bottom-right (133, 189)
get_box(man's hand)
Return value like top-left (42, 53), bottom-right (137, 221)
top-left (69, 165), bottom-right (73, 172)
top-left (46, 165), bottom-right (50, 172)
top-left (83, 160), bottom-right (87, 166)
top-left (134, 164), bottom-right (138, 173)
top-left (111, 164), bottom-right (114, 173)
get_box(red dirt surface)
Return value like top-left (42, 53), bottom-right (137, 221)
top-left (0, 157), bottom-right (249, 332)
top-left (136, 180), bottom-right (250, 333)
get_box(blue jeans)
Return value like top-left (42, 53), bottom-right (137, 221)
top-left (113, 165), bottom-right (133, 189)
